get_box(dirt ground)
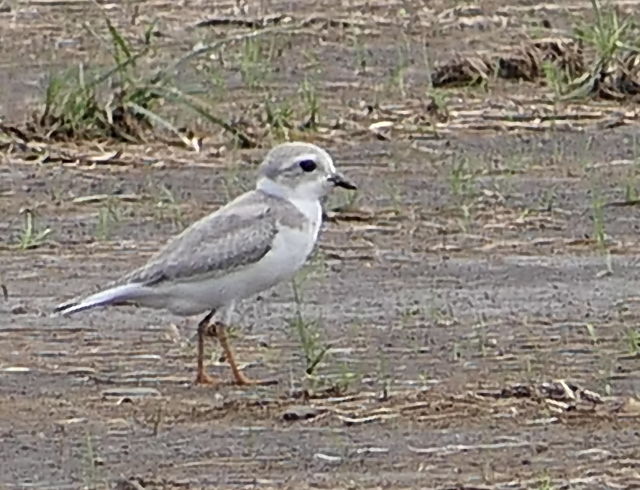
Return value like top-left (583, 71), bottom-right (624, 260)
top-left (2, 1), bottom-right (640, 489)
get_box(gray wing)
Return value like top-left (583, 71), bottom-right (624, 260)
top-left (123, 193), bottom-right (281, 286)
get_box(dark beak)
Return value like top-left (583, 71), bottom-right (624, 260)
top-left (328, 172), bottom-right (357, 190)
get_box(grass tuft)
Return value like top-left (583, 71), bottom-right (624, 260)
top-left (299, 77), bottom-right (320, 130)
top-left (17, 209), bottom-right (51, 250)
top-left (287, 277), bottom-right (329, 376)
top-left (95, 198), bottom-right (122, 241)
top-left (39, 19), bottom-right (158, 141)
top-left (626, 328), bottom-right (640, 355)
top-left (591, 192), bottom-right (608, 251)
top-left (37, 15), bottom-right (255, 147)
top-left (564, 0), bottom-right (639, 99)
top-left (264, 96), bottom-right (294, 141)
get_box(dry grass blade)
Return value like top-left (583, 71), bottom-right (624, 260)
top-left (194, 13), bottom-right (288, 28)
top-left (125, 101), bottom-right (196, 150)
top-left (432, 38), bottom-right (583, 88)
top-left (407, 439), bottom-right (537, 455)
top-left (150, 86), bottom-right (256, 148)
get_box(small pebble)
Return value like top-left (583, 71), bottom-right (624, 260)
top-left (281, 405), bottom-right (325, 422)
top-left (10, 304), bottom-right (27, 315)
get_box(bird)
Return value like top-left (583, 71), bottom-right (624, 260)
top-left (55, 142), bottom-right (357, 385)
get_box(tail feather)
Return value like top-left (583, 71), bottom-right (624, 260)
top-left (54, 283), bottom-right (145, 316)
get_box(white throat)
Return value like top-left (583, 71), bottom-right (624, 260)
top-left (256, 177), bottom-right (322, 229)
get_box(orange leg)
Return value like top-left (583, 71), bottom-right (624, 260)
top-left (215, 322), bottom-right (277, 386)
top-left (194, 310), bottom-right (218, 385)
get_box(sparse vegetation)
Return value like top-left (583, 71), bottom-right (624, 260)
top-left (426, 88), bottom-right (450, 121)
top-left (239, 37), bottom-right (273, 89)
top-left (537, 473), bottom-right (555, 490)
top-left (37, 16), bottom-right (256, 147)
top-left (576, 0), bottom-right (634, 67)
top-left (39, 18), bottom-right (161, 141)
top-left (16, 209), bottom-right (51, 250)
top-left (152, 184), bottom-right (186, 230)
top-left (448, 156), bottom-right (478, 231)
top-left (263, 95), bottom-right (294, 140)
top-left (299, 77), bottom-right (320, 130)
top-left (287, 276), bottom-right (330, 376)
top-left (82, 431), bottom-right (102, 488)
top-left (565, 0), bottom-right (640, 99)
top-left (449, 157), bottom-right (477, 201)
top-left (625, 328), bottom-right (640, 355)
top-left (542, 60), bottom-right (570, 103)
top-left (591, 193), bottom-right (607, 250)
top-left (623, 176), bottom-right (639, 203)
top-left (334, 361), bottom-right (361, 394)
top-left (590, 189), bottom-right (614, 275)
top-left (95, 198), bottom-right (122, 241)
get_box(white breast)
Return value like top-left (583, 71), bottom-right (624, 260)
top-left (259, 196), bottom-right (322, 280)
top-left (288, 195), bottom-right (323, 244)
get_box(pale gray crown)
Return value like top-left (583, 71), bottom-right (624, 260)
top-left (258, 142), bottom-right (335, 182)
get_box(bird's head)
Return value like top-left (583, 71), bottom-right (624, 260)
top-left (256, 142), bottom-right (356, 201)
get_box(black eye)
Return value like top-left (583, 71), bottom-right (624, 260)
top-left (299, 159), bottom-right (317, 172)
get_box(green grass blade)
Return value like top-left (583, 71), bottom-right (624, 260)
top-left (105, 16), bottom-right (132, 63)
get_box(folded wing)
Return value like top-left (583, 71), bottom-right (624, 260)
top-left (126, 200), bottom-right (279, 285)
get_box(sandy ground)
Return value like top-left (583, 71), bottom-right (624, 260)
top-left (2, 1), bottom-right (640, 488)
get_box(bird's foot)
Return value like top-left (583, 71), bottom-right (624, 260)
top-left (232, 372), bottom-right (278, 386)
top-left (194, 371), bottom-right (219, 386)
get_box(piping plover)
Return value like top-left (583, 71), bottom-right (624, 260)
top-left (56, 142), bottom-right (356, 385)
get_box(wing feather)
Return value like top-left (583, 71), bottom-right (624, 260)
top-left (123, 192), bottom-right (281, 285)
